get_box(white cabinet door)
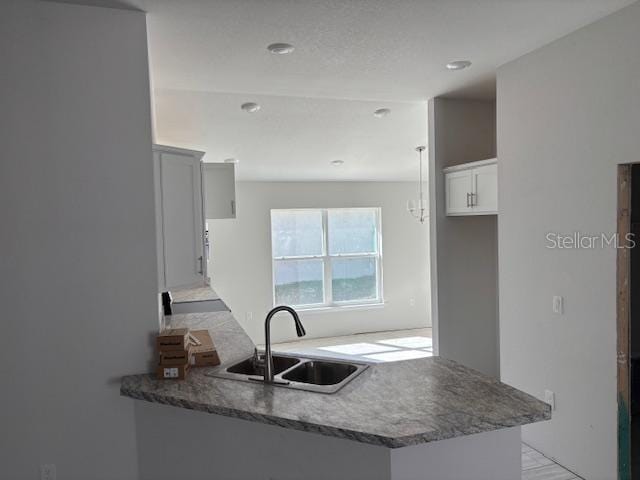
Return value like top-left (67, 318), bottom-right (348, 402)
top-left (445, 170), bottom-right (473, 215)
top-left (203, 163), bottom-right (236, 219)
top-left (471, 164), bottom-right (498, 214)
top-left (444, 159), bottom-right (497, 216)
top-left (156, 150), bottom-right (205, 289)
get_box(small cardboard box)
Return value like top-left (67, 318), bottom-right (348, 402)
top-left (156, 363), bottom-right (189, 380)
top-left (159, 349), bottom-right (190, 366)
top-left (157, 328), bottom-right (189, 352)
top-left (189, 330), bottom-right (220, 367)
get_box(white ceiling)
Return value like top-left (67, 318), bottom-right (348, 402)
top-left (136, 0), bottom-right (633, 102)
top-left (117, 0), bottom-right (634, 180)
top-left (154, 89), bottom-right (428, 181)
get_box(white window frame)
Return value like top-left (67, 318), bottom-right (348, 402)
top-left (271, 208), bottom-right (384, 311)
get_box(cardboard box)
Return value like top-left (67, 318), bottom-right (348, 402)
top-left (159, 349), bottom-right (190, 366)
top-left (157, 328), bottom-right (189, 352)
top-left (189, 330), bottom-right (220, 367)
top-left (156, 363), bottom-right (189, 380)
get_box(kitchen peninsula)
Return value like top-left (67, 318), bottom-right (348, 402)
top-left (122, 306), bottom-right (550, 480)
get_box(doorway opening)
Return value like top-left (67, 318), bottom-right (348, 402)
top-left (617, 164), bottom-right (640, 480)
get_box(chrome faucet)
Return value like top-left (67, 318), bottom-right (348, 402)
top-left (260, 306), bottom-right (305, 383)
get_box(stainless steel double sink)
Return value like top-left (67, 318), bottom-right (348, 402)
top-left (207, 352), bottom-right (369, 394)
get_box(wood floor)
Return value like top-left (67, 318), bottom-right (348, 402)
top-left (273, 329), bottom-right (583, 480)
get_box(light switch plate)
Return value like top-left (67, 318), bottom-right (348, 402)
top-left (553, 296), bottom-right (564, 314)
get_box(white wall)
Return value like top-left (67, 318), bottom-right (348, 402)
top-left (0, 2), bottom-right (157, 479)
top-left (135, 402), bottom-right (391, 480)
top-left (208, 182), bottom-right (430, 343)
top-left (135, 402), bottom-right (520, 480)
top-left (428, 98), bottom-right (499, 377)
top-left (497, 2), bottom-right (640, 478)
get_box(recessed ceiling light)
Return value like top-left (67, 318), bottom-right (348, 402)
top-left (267, 43), bottom-right (295, 55)
top-left (331, 160), bottom-right (344, 166)
top-left (224, 158), bottom-right (238, 164)
top-left (241, 102), bottom-right (261, 113)
top-left (446, 60), bottom-right (472, 71)
top-left (373, 108), bottom-right (391, 118)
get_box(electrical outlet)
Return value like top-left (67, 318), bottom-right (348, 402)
top-left (41, 464), bottom-right (56, 480)
top-left (246, 311), bottom-right (253, 322)
top-left (409, 298), bottom-right (415, 307)
top-left (544, 390), bottom-right (556, 410)
top-left (552, 296), bottom-right (564, 314)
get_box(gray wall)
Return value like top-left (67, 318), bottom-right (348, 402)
top-left (497, 2), bottom-right (640, 478)
top-left (0, 2), bottom-right (157, 478)
top-left (429, 98), bottom-right (499, 377)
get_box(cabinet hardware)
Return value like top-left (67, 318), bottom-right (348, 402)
top-left (466, 193), bottom-right (470, 208)
top-left (231, 200), bottom-right (236, 216)
top-left (197, 256), bottom-right (203, 274)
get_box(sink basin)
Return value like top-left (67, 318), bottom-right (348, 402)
top-left (282, 360), bottom-right (357, 385)
top-left (206, 352), bottom-right (368, 394)
top-left (227, 355), bottom-right (299, 376)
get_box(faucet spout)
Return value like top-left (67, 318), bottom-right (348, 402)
top-left (263, 306), bottom-right (305, 383)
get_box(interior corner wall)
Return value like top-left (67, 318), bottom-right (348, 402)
top-left (428, 98), bottom-right (499, 378)
top-left (207, 181), bottom-right (431, 344)
top-left (0, 2), bottom-right (158, 479)
top-left (497, 2), bottom-right (640, 478)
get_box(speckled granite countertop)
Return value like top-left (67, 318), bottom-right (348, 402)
top-left (122, 312), bottom-right (550, 448)
top-left (170, 285), bottom-right (221, 303)
top-left (161, 310), bottom-right (255, 364)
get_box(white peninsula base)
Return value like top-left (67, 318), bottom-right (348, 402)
top-left (135, 403), bottom-right (521, 480)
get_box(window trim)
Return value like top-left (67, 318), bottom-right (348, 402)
top-left (271, 207), bottom-right (384, 310)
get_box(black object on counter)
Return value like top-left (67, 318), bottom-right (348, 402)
top-left (161, 291), bottom-right (173, 316)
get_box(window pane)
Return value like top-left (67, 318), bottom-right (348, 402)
top-left (271, 210), bottom-right (323, 257)
top-left (331, 257), bottom-right (377, 302)
top-left (328, 209), bottom-right (378, 255)
top-left (274, 259), bottom-right (324, 306)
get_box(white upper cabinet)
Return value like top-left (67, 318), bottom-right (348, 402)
top-left (444, 159), bottom-right (497, 216)
top-left (154, 145), bottom-right (206, 290)
top-left (203, 163), bottom-right (236, 219)
top-left (471, 163), bottom-right (498, 214)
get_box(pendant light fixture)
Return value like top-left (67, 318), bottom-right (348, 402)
top-left (407, 146), bottom-right (428, 224)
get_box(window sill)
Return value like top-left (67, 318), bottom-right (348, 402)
top-left (293, 302), bottom-right (386, 315)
